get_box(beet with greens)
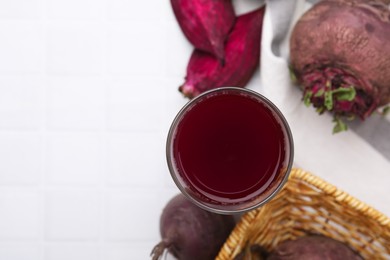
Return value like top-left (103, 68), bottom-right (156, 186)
top-left (151, 194), bottom-right (235, 260)
top-left (290, 0), bottom-right (390, 132)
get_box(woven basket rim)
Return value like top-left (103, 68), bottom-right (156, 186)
top-left (290, 169), bottom-right (390, 227)
top-left (216, 168), bottom-right (390, 260)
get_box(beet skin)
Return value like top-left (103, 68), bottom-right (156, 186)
top-left (268, 235), bottom-right (362, 260)
top-left (180, 7), bottom-right (265, 99)
top-left (151, 194), bottom-right (235, 260)
top-left (171, 0), bottom-right (235, 62)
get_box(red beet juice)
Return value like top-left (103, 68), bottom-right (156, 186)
top-left (168, 88), bottom-right (293, 213)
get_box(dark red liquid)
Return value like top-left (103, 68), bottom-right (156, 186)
top-left (173, 91), bottom-right (290, 205)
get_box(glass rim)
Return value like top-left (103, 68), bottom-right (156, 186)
top-left (166, 87), bottom-right (294, 215)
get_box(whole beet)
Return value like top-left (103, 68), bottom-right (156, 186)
top-left (234, 244), bottom-right (268, 260)
top-left (151, 194), bottom-right (235, 260)
top-left (290, 0), bottom-right (390, 131)
top-left (268, 235), bottom-right (362, 260)
top-left (180, 7), bottom-right (265, 98)
top-left (171, 0), bottom-right (235, 62)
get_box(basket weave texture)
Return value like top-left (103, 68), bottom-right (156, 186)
top-left (216, 168), bottom-right (390, 260)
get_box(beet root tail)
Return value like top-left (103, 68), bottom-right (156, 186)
top-left (150, 240), bottom-right (169, 260)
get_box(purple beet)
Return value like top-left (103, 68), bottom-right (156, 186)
top-left (179, 7), bottom-right (265, 98)
top-left (151, 194), bottom-right (235, 260)
top-left (171, 0), bottom-right (235, 62)
top-left (268, 235), bottom-right (362, 260)
top-left (290, 0), bottom-right (390, 132)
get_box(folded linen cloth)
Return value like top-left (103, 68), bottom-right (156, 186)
top-left (250, 0), bottom-right (390, 215)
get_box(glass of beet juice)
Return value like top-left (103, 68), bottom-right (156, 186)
top-left (167, 87), bottom-right (294, 214)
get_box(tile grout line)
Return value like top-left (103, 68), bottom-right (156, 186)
top-left (41, 0), bottom-right (48, 257)
top-left (99, 4), bottom-right (109, 257)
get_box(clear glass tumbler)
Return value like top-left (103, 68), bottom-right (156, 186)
top-left (166, 87), bottom-right (294, 214)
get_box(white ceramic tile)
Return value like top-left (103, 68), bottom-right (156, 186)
top-left (0, 23), bottom-right (43, 73)
top-left (163, 169), bottom-right (179, 190)
top-left (0, 133), bottom-right (42, 185)
top-left (107, 22), bottom-right (165, 76)
top-left (47, 0), bottom-right (103, 20)
top-left (103, 243), bottom-right (171, 260)
top-left (162, 0), bottom-right (176, 22)
top-left (0, 0), bottom-right (42, 20)
top-left (165, 21), bottom-right (192, 77)
top-left (107, 0), bottom-right (164, 21)
top-left (45, 190), bottom-right (101, 240)
top-left (0, 244), bottom-right (42, 260)
top-left (46, 133), bottom-right (102, 186)
top-left (46, 24), bottom-right (103, 75)
top-left (105, 190), bottom-right (161, 241)
top-left (45, 244), bottom-right (100, 260)
top-left (0, 77), bottom-right (43, 130)
top-left (0, 189), bottom-right (42, 240)
top-left (106, 77), bottom-right (166, 132)
top-left (163, 78), bottom-right (188, 130)
top-left (106, 133), bottom-right (165, 187)
top-left (47, 77), bottom-right (105, 130)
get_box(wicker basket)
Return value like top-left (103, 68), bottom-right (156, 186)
top-left (216, 168), bottom-right (390, 260)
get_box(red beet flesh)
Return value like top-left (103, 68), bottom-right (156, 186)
top-left (180, 7), bottom-right (265, 98)
top-left (290, 0), bottom-right (390, 131)
top-left (151, 194), bottom-right (235, 260)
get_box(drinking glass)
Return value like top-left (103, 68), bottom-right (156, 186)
top-left (166, 87), bottom-right (294, 214)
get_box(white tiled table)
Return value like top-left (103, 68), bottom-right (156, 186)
top-left (2, 0), bottom-right (389, 259)
top-left (0, 0), bottom-right (205, 258)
